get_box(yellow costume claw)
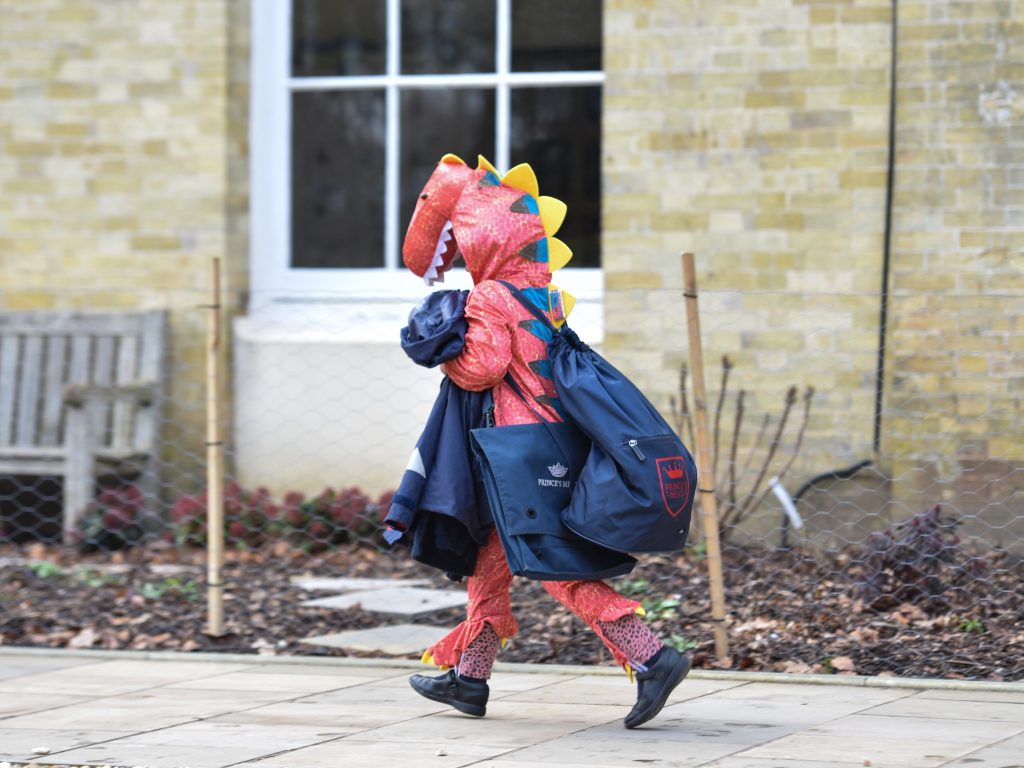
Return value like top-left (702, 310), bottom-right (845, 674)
top-left (634, 606), bottom-right (647, 617)
top-left (502, 163), bottom-right (540, 198)
top-left (538, 196), bottom-right (567, 237)
top-left (441, 153), bottom-right (466, 165)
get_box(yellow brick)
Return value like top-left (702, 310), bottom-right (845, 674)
top-left (744, 90), bottom-right (806, 108)
top-left (841, 6), bottom-right (892, 23)
top-left (605, 271), bottom-right (664, 290)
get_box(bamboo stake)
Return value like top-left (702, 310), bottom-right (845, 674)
top-left (206, 257), bottom-right (225, 636)
top-left (681, 252), bottom-right (730, 660)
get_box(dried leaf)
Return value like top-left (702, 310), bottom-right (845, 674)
top-left (67, 627), bottom-right (97, 649)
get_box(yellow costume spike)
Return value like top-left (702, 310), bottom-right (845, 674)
top-left (537, 196), bottom-right (567, 236)
top-left (560, 288), bottom-right (576, 325)
top-left (547, 237), bottom-right (573, 272)
top-left (634, 606), bottom-right (647, 618)
top-left (441, 153), bottom-right (466, 165)
top-left (477, 154), bottom-right (500, 175)
top-left (627, 665), bottom-right (635, 684)
top-left (501, 163), bottom-right (540, 197)
top-left (421, 650), bottom-right (434, 664)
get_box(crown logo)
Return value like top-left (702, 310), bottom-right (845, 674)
top-left (665, 467), bottom-right (685, 480)
top-left (548, 462), bottom-right (568, 478)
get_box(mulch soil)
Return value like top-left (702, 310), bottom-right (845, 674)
top-left (1, 540), bottom-right (1021, 682)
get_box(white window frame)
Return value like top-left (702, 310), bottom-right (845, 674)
top-left (249, 0), bottom-right (605, 307)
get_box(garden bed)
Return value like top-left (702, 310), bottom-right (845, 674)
top-left (1, 539), bottom-right (1020, 681)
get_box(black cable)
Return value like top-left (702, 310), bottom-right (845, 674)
top-left (779, 459), bottom-right (874, 549)
top-left (873, 0), bottom-right (899, 454)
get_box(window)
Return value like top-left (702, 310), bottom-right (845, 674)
top-left (251, 0), bottom-right (603, 299)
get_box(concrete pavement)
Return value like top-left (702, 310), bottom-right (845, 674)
top-left (0, 649), bottom-right (1021, 768)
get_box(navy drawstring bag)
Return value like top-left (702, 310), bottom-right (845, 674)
top-left (498, 281), bottom-right (697, 554)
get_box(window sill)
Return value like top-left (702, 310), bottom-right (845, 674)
top-left (243, 269), bottom-right (605, 345)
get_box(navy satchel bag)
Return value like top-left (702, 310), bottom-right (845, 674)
top-left (469, 379), bottom-right (637, 581)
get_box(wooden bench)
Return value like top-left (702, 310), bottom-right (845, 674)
top-left (0, 311), bottom-right (167, 542)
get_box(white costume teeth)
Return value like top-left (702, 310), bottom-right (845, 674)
top-left (424, 220), bottom-right (454, 286)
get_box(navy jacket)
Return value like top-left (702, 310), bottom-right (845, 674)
top-left (385, 291), bottom-right (492, 577)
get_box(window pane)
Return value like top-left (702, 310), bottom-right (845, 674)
top-left (291, 90), bottom-right (386, 269)
top-left (401, 0), bottom-right (495, 74)
top-left (292, 0), bottom-right (386, 77)
top-left (400, 88), bottom-right (496, 232)
top-left (512, 0), bottom-right (601, 72)
top-left (510, 86), bottom-right (601, 268)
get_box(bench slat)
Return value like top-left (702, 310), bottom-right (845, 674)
top-left (112, 334), bottom-right (138, 452)
top-left (39, 335), bottom-right (67, 447)
top-left (15, 335), bottom-right (43, 446)
top-left (134, 312), bottom-right (165, 453)
top-left (0, 335), bottom-right (19, 445)
top-left (91, 335), bottom-right (115, 448)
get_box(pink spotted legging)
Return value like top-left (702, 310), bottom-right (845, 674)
top-left (426, 530), bottom-right (663, 679)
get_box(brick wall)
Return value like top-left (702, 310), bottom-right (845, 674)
top-left (603, 0), bottom-right (892, 530)
top-left (603, 0), bottom-right (1022, 542)
top-left (884, 0), bottom-right (1023, 537)
top-left (0, 0), bottom-right (242, 497)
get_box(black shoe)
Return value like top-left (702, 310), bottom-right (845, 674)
top-left (409, 669), bottom-right (489, 717)
top-left (624, 647), bottom-right (691, 729)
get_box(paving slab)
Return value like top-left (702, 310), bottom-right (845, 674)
top-left (164, 670), bottom-right (374, 694)
top-left (0, 692), bottom-right (94, 718)
top-left (302, 623), bottom-right (452, 655)
top-left (0, 659), bottom-right (250, 696)
top-left (0, 655), bottom-right (98, 682)
top-left (0, 687), bottom-right (289, 731)
top-left (859, 694), bottom-right (1024, 722)
top-left (37, 741), bottom-right (280, 768)
top-left (943, 731), bottom-right (1024, 767)
top-left (291, 576), bottom-right (431, 591)
top-left (300, 586), bottom-right (467, 616)
top-left (148, 563), bottom-right (199, 576)
top-left (735, 732), bottom-right (986, 767)
top-left (235, 738), bottom-right (511, 768)
top-left (0, 727), bottom-right (133, 762)
top-left (493, 731), bottom-right (745, 767)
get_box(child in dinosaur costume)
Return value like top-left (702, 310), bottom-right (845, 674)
top-left (401, 154), bottom-right (690, 729)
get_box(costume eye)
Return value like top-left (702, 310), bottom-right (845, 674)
top-left (421, 193), bottom-right (429, 200)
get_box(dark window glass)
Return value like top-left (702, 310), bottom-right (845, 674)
top-left (512, 0), bottom-right (601, 72)
top-left (400, 89), bottom-right (495, 233)
top-left (401, 0), bottom-right (495, 74)
top-left (292, 0), bottom-right (386, 77)
top-left (510, 86), bottom-right (601, 268)
top-left (291, 90), bottom-right (386, 268)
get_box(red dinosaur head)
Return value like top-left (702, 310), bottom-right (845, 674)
top-left (402, 154), bottom-right (575, 296)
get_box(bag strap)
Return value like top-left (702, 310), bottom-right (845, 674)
top-left (500, 372), bottom-right (577, 481)
top-left (496, 280), bottom-right (558, 333)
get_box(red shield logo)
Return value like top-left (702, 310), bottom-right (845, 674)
top-left (657, 456), bottom-right (690, 518)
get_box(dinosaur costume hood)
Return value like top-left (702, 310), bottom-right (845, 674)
top-left (403, 153), bottom-right (576, 320)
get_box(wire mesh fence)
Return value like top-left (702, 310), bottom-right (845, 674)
top-left (0, 281), bottom-right (1021, 679)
